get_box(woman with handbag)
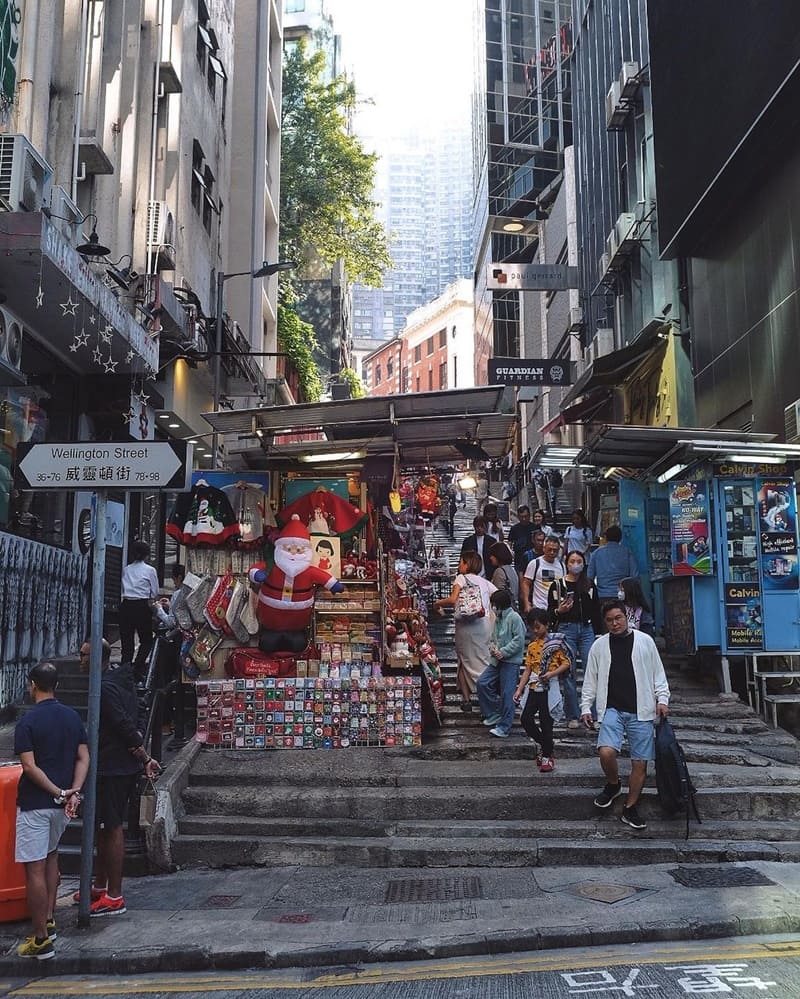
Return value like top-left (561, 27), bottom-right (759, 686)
top-left (433, 551), bottom-right (496, 712)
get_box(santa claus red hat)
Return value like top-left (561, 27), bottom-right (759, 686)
top-left (276, 513), bottom-right (311, 544)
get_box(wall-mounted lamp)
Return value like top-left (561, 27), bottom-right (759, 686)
top-left (106, 255), bottom-right (138, 291)
top-left (76, 214), bottom-right (111, 257)
top-left (656, 462), bottom-right (689, 484)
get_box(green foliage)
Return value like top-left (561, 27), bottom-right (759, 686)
top-left (280, 39), bottom-right (391, 288)
top-left (278, 305), bottom-right (324, 403)
top-left (338, 367), bottom-right (366, 399)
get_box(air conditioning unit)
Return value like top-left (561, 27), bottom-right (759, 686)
top-left (48, 186), bottom-right (82, 243)
top-left (568, 306), bottom-right (584, 332)
top-left (0, 306), bottom-right (25, 377)
top-left (785, 399), bottom-right (800, 444)
top-left (588, 327), bottom-right (615, 364)
top-left (615, 212), bottom-right (638, 252)
top-left (146, 200), bottom-right (176, 269)
top-left (605, 225), bottom-right (618, 262)
top-left (598, 251), bottom-right (610, 277)
top-left (619, 61), bottom-right (641, 100)
top-left (0, 134), bottom-right (53, 212)
top-left (605, 81), bottom-right (628, 130)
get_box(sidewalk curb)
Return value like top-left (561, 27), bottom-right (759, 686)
top-left (3, 912), bottom-right (800, 977)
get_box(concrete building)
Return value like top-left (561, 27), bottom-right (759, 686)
top-left (472, 0), bottom-right (573, 385)
top-left (0, 0), bottom-right (284, 707)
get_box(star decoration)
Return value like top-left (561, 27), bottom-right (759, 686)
top-left (68, 341), bottom-right (79, 353)
top-left (100, 324), bottom-right (113, 344)
top-left (103, 356), bottom-right (118, 374)
top-left (124, 350), bottom-right (135, 363)
top-left (88, 313), bottom-right (96, 325)
top-left (122, 408), bottom-right (136, 424)
top-left (60, 294), bottom-right (79, 317)
top-left (147, 364), bottom-right (158, 379)
top-left (75, 329), bottom-right (89, 347)
top-left (92, 346), bottom-right (103, 364)
top-left (35, 285), bottom-right (43, 308)
top-left (136, 389), bottom-right (150, 406)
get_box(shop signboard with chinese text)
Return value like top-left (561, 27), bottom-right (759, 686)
top-left (668, 480), bottom-right (712, 575)
top-left (16, 441), bottom-right (191, 491)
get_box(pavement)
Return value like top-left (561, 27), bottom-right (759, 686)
top-left (1, 857), bottom-right (800, 975)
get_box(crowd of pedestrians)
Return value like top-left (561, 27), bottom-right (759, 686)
top-left (437, 499), bottom-right (669, 832)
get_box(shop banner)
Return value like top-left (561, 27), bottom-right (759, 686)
top-left (669, 480), bottom-right (712, 575)
top-left (724, 582), bottom-right (764, 649)
top-left (757, 478), bottom-right (799, 590)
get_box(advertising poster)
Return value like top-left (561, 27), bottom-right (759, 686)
top-left (724, 582), bottom-right (764, 650)
top-left (757, 478), bottom-right (799, 590)
top-left (669, 480), bottom-right (712, 575)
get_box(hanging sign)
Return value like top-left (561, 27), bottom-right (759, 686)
top-left (668, 480), bottom-right (712, 575)
top-left (488, 357), bottom-right (574, 386)
top-left (724, 582), bottom-right (764, 650)
top-left (487, 263), bottom-right (579, 291)
top-left (757, 477), bottom-right (799, 590)
top-left (16, 441), bottom-right (192, 491)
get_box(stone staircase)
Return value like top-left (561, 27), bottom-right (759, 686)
top-left (169, 496), bottom-right (800, 872)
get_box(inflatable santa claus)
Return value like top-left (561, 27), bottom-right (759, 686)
top-left (249, 514), bottom-right (344, 652)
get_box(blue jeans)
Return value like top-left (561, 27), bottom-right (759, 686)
top-left (560, 622), bottom-right (597, 721)
top-left (477, 659), bottom-right (520, 734)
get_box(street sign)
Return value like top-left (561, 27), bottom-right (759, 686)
top-left (16, 440), bottom-right (192, 491)
top-left (487, 263), bottom-right (579, 291)
top-left (489, 357), bottom-right (574, 387)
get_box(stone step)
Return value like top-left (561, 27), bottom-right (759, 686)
top-left (177, 814), bottom-right (800, 845)
top-left (170, 831), bottom-right (800, 870)
top-left (180, 784), bottom-right (800, 822)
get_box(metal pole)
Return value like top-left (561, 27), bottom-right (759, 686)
top-left (77, 490), bottom-right (107, 927)
top-left (212, 270), bottom-right (224, 469)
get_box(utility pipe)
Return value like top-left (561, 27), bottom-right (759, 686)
top-left (71, 0), bottom-right (90, 202)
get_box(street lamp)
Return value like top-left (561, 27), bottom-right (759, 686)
top-left (212, 260), bottom-right (294, 468)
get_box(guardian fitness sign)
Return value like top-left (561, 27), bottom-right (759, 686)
top-left (488, 357), bottom-right (575, 387)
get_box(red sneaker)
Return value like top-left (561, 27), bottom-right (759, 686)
top-left (89, 893), bottom-right (127, 917)
top-left (539, 757), bottom-right (554, 773)
top-left (72, 887), bottom-right (104, 904)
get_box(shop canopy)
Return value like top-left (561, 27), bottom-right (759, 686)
top-left (202, 386), bottom-right (518, 469)
top-left (575, 424), bottom-right (800, 479)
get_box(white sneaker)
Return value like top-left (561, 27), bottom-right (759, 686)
top-left (489, 727), bottom-right (509, 738)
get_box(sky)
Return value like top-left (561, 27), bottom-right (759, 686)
top-left (324, 0), bottom-right (475, 142)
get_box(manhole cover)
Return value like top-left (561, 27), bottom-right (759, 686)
top-left (275, 913), bottom-right (315, 924)
top-left (384, 876), bottom-right (483, 904)
top-left (669, 866), bottom-right (776, 889)
top-left (567, 882), bottom-right (645, 905)
top-left (201, 895), bottom-right (242, 908)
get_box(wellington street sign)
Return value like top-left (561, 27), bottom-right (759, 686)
top-left (489, 357), bottom-right (575, 387)
top-left (16, 441), bottom-right (192, 491)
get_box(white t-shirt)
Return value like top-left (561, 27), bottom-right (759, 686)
top-left (455, 573), bottom-right (497, 613)
top-left (523, 556), bottom-right (566, 609)
top-left (563, 525), bottom-right (594, 555)
top-left (121, 561), bottom-right (160, 600)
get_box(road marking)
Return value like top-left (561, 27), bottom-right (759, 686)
top-left (10, 938), bottom-right (800, 995)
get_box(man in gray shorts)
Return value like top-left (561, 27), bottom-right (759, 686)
top-left (14, 662), bottom-right (89, 959)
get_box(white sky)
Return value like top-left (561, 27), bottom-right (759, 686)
top-left (324, 0), bottom-right (475, 141)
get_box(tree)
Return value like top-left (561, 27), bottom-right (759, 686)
top-left (280, 39), bottom-right (391, 288)
top-left (338, 367), bottom-right (366, 399)
top-left (277, 305), bottom-right (324, 403)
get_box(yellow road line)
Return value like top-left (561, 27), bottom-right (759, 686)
top-left (11, 938), bottom-right (800, 995)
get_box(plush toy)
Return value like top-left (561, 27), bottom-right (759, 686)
top-left (249, 515), bottom-right (344, 652)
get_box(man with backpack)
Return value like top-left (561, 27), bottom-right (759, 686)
top-left (581, 600), bottom-right (670, 831)
top-left (521, 535), bottom-right (565, 613)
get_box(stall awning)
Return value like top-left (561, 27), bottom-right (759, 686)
top-left (560, 322), bottom-right (665, 408)
top-left (203, 386), bottom-right (518, 469)
top-left (0, 213), bottom-right (158, 374)
top-left (575, 424), bottom-right (800, 478)
top-left (538, 389), bottom-right (611, 435)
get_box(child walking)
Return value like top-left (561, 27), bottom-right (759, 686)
top-left (514, 608), bottom-right (572, 772)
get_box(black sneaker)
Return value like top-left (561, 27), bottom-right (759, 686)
top-left (593, 782), bottom-right (623, 808)
top-left (459, 701), bottom-right (473, 713)
top-left (621, 805), bottom-right (647, 829)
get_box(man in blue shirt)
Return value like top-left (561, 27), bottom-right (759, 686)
top-left (14, 662), bottom-right (89, 960)
top-left (587, 525), bottom-right (638, 600)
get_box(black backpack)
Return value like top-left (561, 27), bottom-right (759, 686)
top-left (654, 717), bottom-right (701, 838)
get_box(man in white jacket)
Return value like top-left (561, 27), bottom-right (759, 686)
top-left (581, 600), bottom-right (670, 830)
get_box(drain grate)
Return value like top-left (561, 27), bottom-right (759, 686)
top-left (275, 912), bottom-right (315, 924)
top-left (384, 876), bottom-right (483, 904)
top-left (201, 895), bottom-right (242, 908)
top-left (669, 866), bottom-right (776, 889)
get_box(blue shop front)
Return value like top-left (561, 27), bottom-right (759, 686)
top-left (576, 426), bottom-right (800, 687)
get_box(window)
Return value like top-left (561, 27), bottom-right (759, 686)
top-left (375, 363), bottom-right (382, 384)
top-left (414, 344), bottom-right (421, 363)
top-left (426, 336), bottom-right (434, 356)
top-left (285, 0), bottom-right (306, 10)
top-left (439, 360), bottom-right (448, 389)
top-left (438, 328), bottom-right (447, 348)
top-left (428, 368), bottom-right (434, 391)
top-left (386, 357), bottom-right (393, 377)
top-left (415, 375), bottom-right (420, 393)
top-left (191, 140), bottom-right (205, 212)
top-left (202, 165), bottom-right (216, 233)
top-left (453, 355), bottom-right (458, 387)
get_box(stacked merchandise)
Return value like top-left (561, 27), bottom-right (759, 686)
top-left (195, 676), bottom-right (423, 749)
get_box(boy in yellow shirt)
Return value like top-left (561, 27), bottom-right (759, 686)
top-left (513, 608), bottom-right (572, 772)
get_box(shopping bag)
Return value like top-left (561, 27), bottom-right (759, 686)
top-left (139, 778), bottom-right (157, 828)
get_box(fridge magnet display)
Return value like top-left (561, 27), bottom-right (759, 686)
top-left (724, 582), bottom-right (763, 649)
top-left (669, 480), bottom-right (712, 575)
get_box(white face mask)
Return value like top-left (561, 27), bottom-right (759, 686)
top-left (568, 562), bottom-right (584, 574)
top-left (617, 590), bottom-right (626, 601)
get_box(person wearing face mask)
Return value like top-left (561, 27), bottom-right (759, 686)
top-left (548, 550), bottom-right (601, 727)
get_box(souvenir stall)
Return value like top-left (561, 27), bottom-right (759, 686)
top-left (575, 426), bottom-right (800, 703)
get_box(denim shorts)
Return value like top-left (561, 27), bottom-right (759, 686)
top-left (597, 707), bottom-right (655, 761)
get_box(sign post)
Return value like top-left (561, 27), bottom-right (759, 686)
top-left (15, 441), bottom-right (191, 926)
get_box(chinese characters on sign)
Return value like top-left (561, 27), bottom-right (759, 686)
top-left (669, 480), bottom-right (712, 575)
top-left (15, 442), bottom-right (191, 491)
top-left (560, 962), bottom-right (777, 995)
